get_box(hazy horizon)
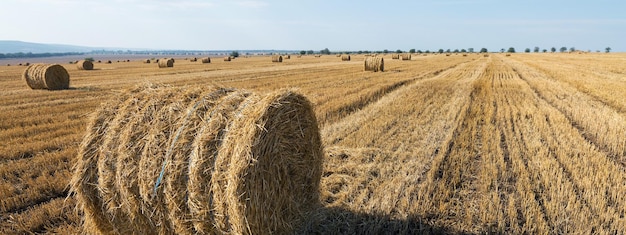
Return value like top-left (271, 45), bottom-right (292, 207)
top-left (1, 0), bottom-right (624, 52)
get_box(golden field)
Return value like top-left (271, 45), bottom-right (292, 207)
top-left (1, 53), bottom-right (625, 234)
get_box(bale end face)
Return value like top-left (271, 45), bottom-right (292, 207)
top-left (158, 58), bottom-right (174, 68)
top-left (364, 57), bottom-right (384, 72)
top-left (77, 60), bottom-right (94, 70)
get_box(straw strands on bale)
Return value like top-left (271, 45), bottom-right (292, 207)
top-left (341, 55), bottom-right (351, 61)
top-left (76, 60), bottom-right (94, 70)
top-left (158, 58), bottom-right (174, 68)
top-left (23, 64), bottom-right (70, 90)
top-left (224, 57), bottom-right (231, 61)
top-left (272, 55), bottom-right (283, 63)
top-left (401, 53), bottom-right (411, 60)
top-left (70, 83), bottom-right (323, 235)
top-left (201, 57), bottom-right (211, 63)
top-left (391, 54), bottom-right (400, 60)
top-left (364, 57), bottom-right (384, 72)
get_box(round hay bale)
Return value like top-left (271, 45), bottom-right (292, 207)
top-left (400, 53), bottom-right (411, 60)
top-left (190, 57), bottom-right (197, 62)
top-left (364, 57), bottom-right (384, 72)
top-left (314, 55), bottom-right (321, 58)
top-left (143, 59), bottom-right (151, 64)
top-left (158, 58), bottom-right (174, 68)
top-left (272, 55), bottom-right (283, 63)
top-left (224, 56), bottom-right (231, 61)
top-left (97, 60), bottom-right (102, 63)
top-left (77, 60), bottom-right (94, 70)
top-left (7, 64), bottom-right (10, 66)
top-left (106, 60), bottom-right (112, 64)
top-left (24, 62), bottom-right (30, 66)
top-left (391, 54), bottom-right (400, 60)
top-left (284, 55), bottom-right (290, 59)
top-left (506, 54), bottom-right (511, 56)
top-left (484, 54), bottom-right (489, 57)
top-left (70, 83), bottom-right (323, 235)
top-left (341, 54), bottom-right (351, 61)
top-left (201, 57), bottom-right (211, 63)
top-left (23, 64), bottom-right (70, 90)
top-left (18, 63), bottom-right (23, 66)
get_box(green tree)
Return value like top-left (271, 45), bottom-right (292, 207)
top-left (551, 47), bottom-right (556, 53)
top-left (605, 47), bottom-right (611, 53)
top-left (438, 49), bottom-right (444, 53)
top-left (524, 48), bottom-right (531, 53)
top-left (559, 47), bottom-right (567, 52)
top-left (425, 50), bottom-right (431, 53)
top-left (409, 49), bottom-right (416, 53)
top-left (383, 49), bottom-right (389, 53)
top-left (507, 47), bottom-right (516, 53)
top-left (461, 49), bottom-right (467, 53)
top-left (395, 49), bottom-right (403, 53)
top-left (533, 47), bottom-right (540, 53)
top-left (417, 50), bottom-right (423, 53)
top-left (569, 47), bottom-right (576, 52)
top-left (300, 50), bottom-right (306, 55)
top-left (320, 48), bottom-right (331, 55)
top-left (468, 48), bottom-right (474, 53)
top-left (543, 49), bottom-right (548, 53)
top-left (480, 48), bottom-right (488, 53)
top-left (500, 48), bottom-right (505, 53)
top-left (307, 50), bottom-right (314, 55)
top-left (453, 49), bottom-right (460, 53)
top-left (230, 51), bottom-right (239, 58)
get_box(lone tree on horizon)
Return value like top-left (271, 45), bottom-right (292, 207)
top-left (606, 47), bottom-right (611, 53)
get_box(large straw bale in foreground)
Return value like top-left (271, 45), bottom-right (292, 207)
top-left (23, 63), bottom-right (70, 90)
top-left (158, 58), bottom-right (174, 68)
top-left (272, 55), bottom-right (283, 62)
top-left (77, 60), bottom-right (94, 70)
top-left (364, 57), bottom-right (384, 72)
top-left (71, 83), bottom-right (323, 235)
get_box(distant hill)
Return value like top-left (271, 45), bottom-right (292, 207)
top-left (0, 40), bottom-right (104, 54)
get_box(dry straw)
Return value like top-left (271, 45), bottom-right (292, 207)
top-left (401, 53), bottom-right (411, 60)
top-left (190, 57), bottom-right (197, 62)
top-left (272, 55), bottom-right (283, 63)
top-left (70, 83), bottom-right (323, 235)
top-left (201, 57), bottom-right (211, 63)
top-left (391, 54), bottom-right (400, 60)
top-left (284, 55), bottom-right (290, 59)
top-left (77, 60), bottom-right (94, 70)
top-left (143, 59), bottom-right (151, 64)
top-left (23, 63), bottom-right (70, 90)
top-left (158, 58), bottom-right (174, 68)
top-left (341, 55), bottom-right (351, 61)
top-left (364, 56), bottom-right (384, 72)
top-left (224, 56), bottom-right (231, 61)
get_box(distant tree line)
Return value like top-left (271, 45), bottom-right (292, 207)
top-left (296, 46), bottom-right (613, 55)
top-left (0, 52), bottom-right (84, 59)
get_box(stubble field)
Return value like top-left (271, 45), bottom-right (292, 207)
top-left (1, 53), bottom-right (625, 234)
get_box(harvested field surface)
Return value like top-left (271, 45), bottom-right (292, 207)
top-left (1, 54), bottom-right (625, 234)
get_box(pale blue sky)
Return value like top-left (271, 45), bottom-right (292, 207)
top-left (1, 0), bottom-right (624, 52)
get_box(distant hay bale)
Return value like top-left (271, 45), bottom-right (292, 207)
top-left (143, 59), bottom-right (151, 64)
top-left (224, 56), bottom-right (231, 61)
top-left (391, 54), bottom-right (400, 59)
top-left (25, 62), bottom-right (30, 66)
top-left (70, 83), bottom-right (322, 235)
top-left (314, 55), bottom-right (321, 58)
top-left (506, 54), bottom-right (511, 56)
top-left (158, 58), bottom-right (174, 68)
top-left (463, 54), bottom-right (467, 57)
top-left (364, 57), bottom-right (384, 72)
top-left (341, 55), bottom-right (351, 61)
top-left (484, 54), bottom-right (489, 57)
top-left (106, 60), bottom-right (112, 64)
top-left (190, 57), bottom-right (197, 62)
top-left (446, 53), bottom-right (451, 56)
top-left (400, 53), bottom-right (411, 60)
top-left (77, 60), bottom-right (94, 70)
top-left (284, 55), bottom-right (290, 59)
top-left (272, 55), bottom-right (283, 62)
top-left (336, 54), bottom-right (341, 57)
top-left (97, 60), bottom-right (101, 63)
top-left (23, 64), bottom-right (70, 90)
top-left (6, 64), bottom-right (9, 66)
top-left (201, 57), bottom-right (211, 63)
